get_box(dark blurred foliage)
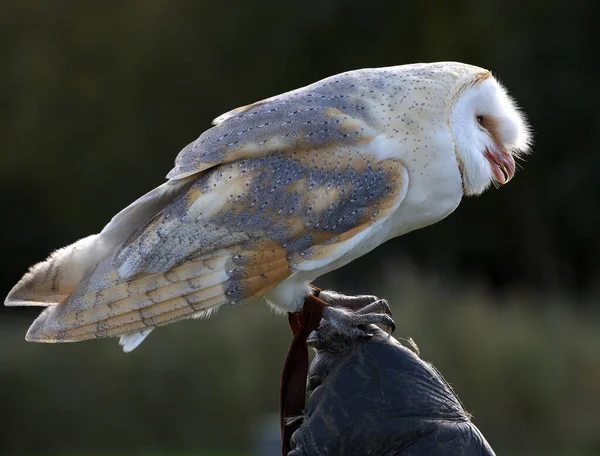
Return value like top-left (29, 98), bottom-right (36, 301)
top-left (0, 1), bottom-right (599, 455)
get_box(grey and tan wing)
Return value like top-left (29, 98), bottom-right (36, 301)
top-left (25, 146), bottom-right (408, 346)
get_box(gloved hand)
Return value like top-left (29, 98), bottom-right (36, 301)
top-left (288, 293), bottom-right (495, 456)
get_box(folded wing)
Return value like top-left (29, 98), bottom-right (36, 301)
top-left (8, 69), bottom-right (407, 349)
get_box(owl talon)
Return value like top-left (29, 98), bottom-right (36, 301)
top-left (320, 305), bottom-right (396, 341)
top-left (354, 299), bottom-right (392, 318)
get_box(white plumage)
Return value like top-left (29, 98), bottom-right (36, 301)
top-left (5, 62), bottom-right (531, 350)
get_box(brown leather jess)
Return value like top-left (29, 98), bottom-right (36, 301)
top-left (279, 286), bottom-right (329, 456)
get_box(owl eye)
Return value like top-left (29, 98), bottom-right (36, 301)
top-left (476, 115), bottom-right (485, 126)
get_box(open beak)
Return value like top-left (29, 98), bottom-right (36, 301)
top-left (484, 148), bottom-right (515, 184)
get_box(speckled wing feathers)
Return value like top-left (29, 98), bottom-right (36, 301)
top-left (167, 69), bottom-right (384, 180)
top-left (23, 70), bottom-right (410, 343)
top-left (26, 146), bottom-right (407, 343)
top-left (27, 244), bottom-right (291, 342)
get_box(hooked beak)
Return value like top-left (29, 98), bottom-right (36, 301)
top-left (484, 148), bottom-right (515, 184)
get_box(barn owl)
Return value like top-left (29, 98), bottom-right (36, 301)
top-left (5, 62), bottom-right (531, 351)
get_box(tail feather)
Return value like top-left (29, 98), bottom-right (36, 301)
top-left (119, 329), bottom-right (154, 352)
top-left (5, 234), bottom-right (108, 307)
top-left (5, 178), bottom-right (195, 309)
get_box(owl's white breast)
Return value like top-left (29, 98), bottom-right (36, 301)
top-left (384, 129), bottom-right (463, 240)
top-left (265, 67), bottom-right (466, 311)
top-left (267, 138), bottom-right (462, 312)
top-left (275, 124), bottom-right (463, 308)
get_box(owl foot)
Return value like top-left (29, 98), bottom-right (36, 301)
top-left (315, 289), bottom-right (386, 312)
top-left (315, 290), bottom-right (396, 341)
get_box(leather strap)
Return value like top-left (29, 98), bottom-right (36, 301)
top-left (280, 286), bottom-right (327, 455)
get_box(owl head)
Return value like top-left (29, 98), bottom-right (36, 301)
top-left (448, 66), bottom-right (532, 195)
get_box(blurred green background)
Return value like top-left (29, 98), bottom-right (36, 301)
top-left (0, 1), bottom-right (598, 455)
